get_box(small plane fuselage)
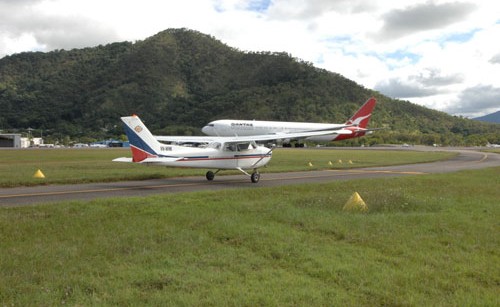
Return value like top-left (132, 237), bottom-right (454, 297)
top-left (146, 141), bottom-right (272, 169)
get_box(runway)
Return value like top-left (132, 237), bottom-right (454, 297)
top-left (0, 148), bottom-right (498, 207)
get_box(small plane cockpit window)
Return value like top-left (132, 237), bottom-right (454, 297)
top-left (237, 143), bottom-right (251, 151)
top-left (223, 142), bottom-right (255, 151)
top-left (208, 142), bottom-right (221, 149)
top-left (224, 144), bottom-right (237, 151)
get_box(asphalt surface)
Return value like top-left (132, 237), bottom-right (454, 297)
top-left (0, 148), bottom-right (498, 207)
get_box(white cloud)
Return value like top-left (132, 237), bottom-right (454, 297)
top-left (1, 0), bottom-right (499, 117)
top-left (446, 85), bottom-right (500, 117)
top-left (375, 1), bottom-right (477, 41)
top-left (491, 53), bottom-right (500, 64)
top-left (375, 78), bottom-right (440, 98)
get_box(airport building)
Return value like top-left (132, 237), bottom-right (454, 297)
top-left (0, 134), bottom-right (22, 148)
top-left (0, 134), bottom-right (45, 148)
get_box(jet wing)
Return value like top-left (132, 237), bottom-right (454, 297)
top-left (155, 136), bottom-right (219, 143)
top-left (360, 127), bottom-right (387, 132)
top-left (155, 125), bottom-right (354, 143)
top-left (292, 125), bottom-right (354, 133)
top-left (155, 131), bottom-right (351, 144)
top-left (328, 129), bottom-right (352, 135)
top-left (245, 129), bottom-right (353, 142)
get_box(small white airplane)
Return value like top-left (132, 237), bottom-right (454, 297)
top-left (201, 97), bottom-right (378, 146)
top-left (113, 115), bottom-right (353, 183)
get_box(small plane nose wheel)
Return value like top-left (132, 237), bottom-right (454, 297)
top-left (251, 171), bottom-right (260, 183)
top-left (206, 171), bottom-right (215, 181)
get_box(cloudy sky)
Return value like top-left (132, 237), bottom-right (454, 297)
top-left (1, 0), bottom-right (499, 117)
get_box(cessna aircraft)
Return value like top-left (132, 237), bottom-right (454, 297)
top-left (113, 115), bottom-right (352, 183)
top-left (201, 97), bottom-right (377, 146)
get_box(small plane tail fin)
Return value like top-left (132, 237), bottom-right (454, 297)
top-left (345, 97), bottom-right (377, 128)
top-left (120, 115), bottom-right (163, 162)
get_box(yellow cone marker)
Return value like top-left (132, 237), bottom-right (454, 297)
top-left (308, 162), bottom-right (313, 167)
top-left (328, 161), bottom-right (333, 166)
top-left (348, 160), bottom-right (353, 164)
top-left (33, 169), bottom-right (45, 179)
top-left (343, 192), bottom-right (368, 212)
top-left (338, 159), bottom-right (343, 164)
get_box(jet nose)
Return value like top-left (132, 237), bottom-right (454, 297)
top-left (202, 123), bottom-right (215, 135)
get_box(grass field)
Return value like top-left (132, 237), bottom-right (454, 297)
top-left (0, 166), bottom-right (498, 305)
top-left (0, 148), bottom-right (455, 187)
top-left (484, 148), bottom-right (500, 154)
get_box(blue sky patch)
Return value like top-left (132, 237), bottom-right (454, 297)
top-left (214, 0), bottom-right (271, 13)
top-left (247, 0), bottom-right (272, 12)
top-left (439, 29), bottom-right (479, 45)
top-left (323, 35), bottom-right (354, 44)
top-left (384, 50), bottom-right (421, 64)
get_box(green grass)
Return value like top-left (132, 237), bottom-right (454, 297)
top-left (0, 148), bottom-right (455, 187)
top-left (483, 148), bottom-right (500, 154)
top-left (0, 167), bottom-right (498, 305)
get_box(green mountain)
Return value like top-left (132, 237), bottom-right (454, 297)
top-left (1, 28), bottom-right (499, 145)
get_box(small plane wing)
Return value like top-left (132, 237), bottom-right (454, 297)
top-left (155, 125), bottom-right (354, 143)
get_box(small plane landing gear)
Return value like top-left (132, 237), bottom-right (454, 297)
top-left (251, 171), bottom-right (260, 183)
top-left (206, 171), bottom-right (215, 181)
top-left (206, 170), bottom-right (220, 181)
top-left (236, 167), bottom-right (262, 183)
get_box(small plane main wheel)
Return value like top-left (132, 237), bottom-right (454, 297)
top-left (251, 172), bottom-right (260, 183)
top-left (206, 171), bottom-right (215, 181)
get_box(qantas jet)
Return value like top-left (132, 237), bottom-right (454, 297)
top-left (201, 97), bottom-right (377, 146)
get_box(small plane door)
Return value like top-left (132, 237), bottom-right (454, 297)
top-left (222, 142), bottom-right (254, 168)
top-left (222, 142), bottom-right (239, 168)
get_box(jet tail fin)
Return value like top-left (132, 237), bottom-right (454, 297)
top-left (345, 97), bottom-right (377, 128)
top-left (120, 115), bottom-right (163, 162)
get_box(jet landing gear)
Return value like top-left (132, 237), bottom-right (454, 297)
top-left (206, 169), bottom-right (261, 183)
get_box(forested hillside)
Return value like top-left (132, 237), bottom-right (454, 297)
top-left (1, 28), bottom-right (498, 145)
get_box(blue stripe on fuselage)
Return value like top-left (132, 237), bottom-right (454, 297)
top-left (180, 154), bottom-right (271, 161)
